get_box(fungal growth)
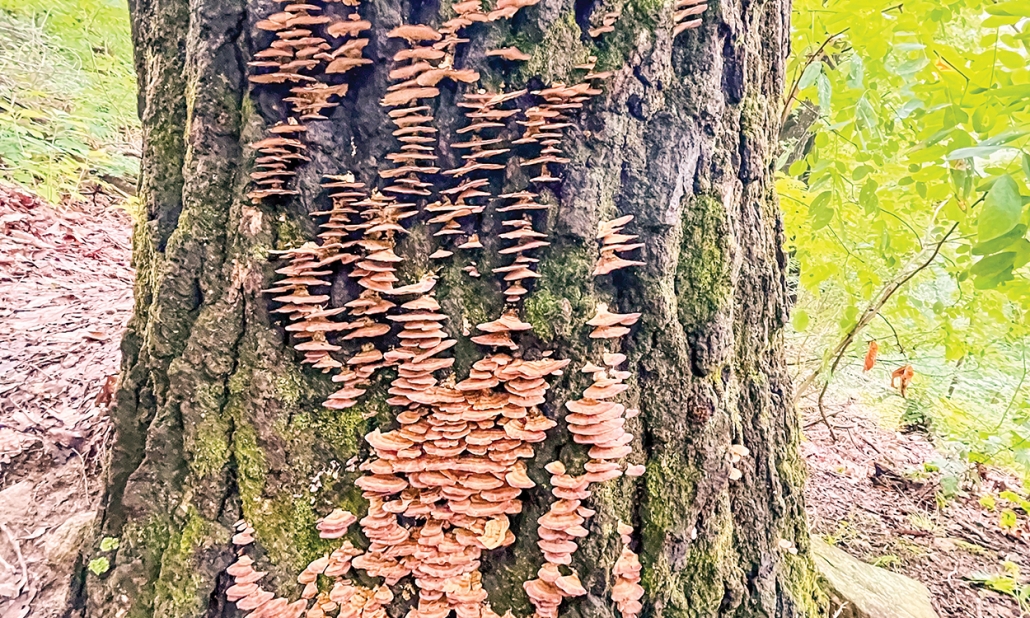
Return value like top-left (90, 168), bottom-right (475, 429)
top-left (235, 1), bottom-right (707, 617)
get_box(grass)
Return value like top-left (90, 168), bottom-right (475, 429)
top-left (0, 0), bottom-right (139, 203)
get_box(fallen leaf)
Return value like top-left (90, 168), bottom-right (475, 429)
top-left (863, 340), bottom-right (878, 372)
top-left (95, 375), bottom-right (118, 407)
top-left (890, 364), bottom-right (914, 398)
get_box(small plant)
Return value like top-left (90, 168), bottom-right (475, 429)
top-left (99, 536), bottom-right (119, 552)
top-left (969, 562), bottom-right (1030, 611)
top-left (87, 557), bottom-right (110, 576)
top-left (88, 536), bottom-right (119, 576)
top-left (872, 554), bottom-right (901, 569)
top-left (999, 509), bottom-right (1018, 531)
top-left (999, 491), bottom-right (1030, 515)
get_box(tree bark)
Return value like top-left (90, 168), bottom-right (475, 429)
top-left (81, 0), bottom-right (823, 616)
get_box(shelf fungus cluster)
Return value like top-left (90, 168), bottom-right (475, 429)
top-left (429, 89), bottom-right (525, 266)
top-left (247, 0), bottom-right (372, 201)
top-left (673, 0), bottom-right (707, 35)
top-left (593, 215), bottom-right (645, 276)
top-left (226, 0), bottom-right (711, 615)
top-left (516, 61), bottom-right (611, 187)
top-left (523, 350), bottom-right (642, 618)
top-left (611, 522), bottom-right (644, 618)
top-left (587, 9), bottom-right (621, 38)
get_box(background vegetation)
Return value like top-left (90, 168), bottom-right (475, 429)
top-left (1, 0), bottom-right (1027, 489)
top-left (0, 0), bottom-right (138, 202)
top-left (781, 0), bottom-right (1030, 486)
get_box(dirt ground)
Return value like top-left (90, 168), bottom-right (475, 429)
top-left (0, 184), bottom-right (1028, 616)
top-left (0, 183), bottom-right (132, 617)
top-left (803, 399), bottom-right (1030, 617)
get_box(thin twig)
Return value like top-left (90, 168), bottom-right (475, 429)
top-left (877, 313), bottom-right (905, 356)
top-left (781, 29), bottom-right (849, 128)
top-left (0, 522), bottom-right (28, 596)
top-left (70, 447), bottom-right (91, 496)
top-left (795, 218), bottom-right (960, 403)
top-left (816, 379), bottom-right (837, 441)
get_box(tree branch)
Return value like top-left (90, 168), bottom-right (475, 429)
top-left (794, 219), bottom-right (959, 404)
top-left (780, 29), bottom-right (849, 128)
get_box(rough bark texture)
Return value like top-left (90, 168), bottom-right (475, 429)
top-left (80, 0), bottom-right (824, 615)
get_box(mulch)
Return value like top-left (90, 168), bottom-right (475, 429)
top-left (0, 183), bottom-right (131, 466)
top-left (803, 399), bottom-right (1029, 617)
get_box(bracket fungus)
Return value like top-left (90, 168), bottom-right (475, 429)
top-left (230, 1), bottom-right (711, 616)
top-left (673, 0), bottom-right (708, 35)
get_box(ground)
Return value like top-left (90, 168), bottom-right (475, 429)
top-left (0, 187), bottom-right (1026, 616)
top-left (0, 183), bottom-right (132, 616)
top-left (803, 399), bottom-right (1030, 617)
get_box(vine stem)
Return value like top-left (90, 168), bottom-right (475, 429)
top-left (794, 218), bottom-right (960, 408)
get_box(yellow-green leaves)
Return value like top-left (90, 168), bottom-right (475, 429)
top-left (978, 175), bottom-right (1023, 243)
top-left (986, 1), bottom-right (1030, 18)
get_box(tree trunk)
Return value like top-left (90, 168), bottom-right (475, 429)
top-left (81, 0), bottom-right (823, 616)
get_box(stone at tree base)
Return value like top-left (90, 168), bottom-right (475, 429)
top-left (812, 536), bottom-right (940, 618)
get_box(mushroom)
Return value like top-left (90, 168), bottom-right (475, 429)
top-left (387, 24), bottom-right (443, 42)
top-left (381, 87), bottom-right (442, 107)
top-left (486, 47), bottom-right (532, 61)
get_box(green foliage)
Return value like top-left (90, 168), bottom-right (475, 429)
top-left (782, 0), bottom-right (1030, 482)
top-left (0, 0), bottom-right (139, 201)
top-left (87, 556), bottom-right (110, 576)
top-left (968, 562), bottom-right (1030, 610)
top-left (99, 536), bottom-right (120, 552)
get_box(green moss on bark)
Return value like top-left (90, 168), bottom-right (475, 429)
top-left (152, 508), bottom-right (228, 617)
top-left (523, 244), bottom-right (595, 343)
top-left (675, 193), bottom-right (731, 330)
top-left (183, 383), bottom-right (231, 479)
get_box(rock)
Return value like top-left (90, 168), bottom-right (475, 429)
top-left (44, 510), bottom-right (96, 567)
top-left (812, 536), bottom-right (940, 618)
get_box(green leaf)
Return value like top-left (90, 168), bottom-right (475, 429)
top-left (986, 1), bottom-right (1030, 17)
top-left (809, 190), bottom-right (834, 230)
top-left (817, 73), bottom-right (833, 112)
top-left (99, 536), bottom-right (120, 552)
top-left (978, 175), bottom-right (1023, 243)
top-left (972, 224), bottom-right (1026, 255)
top-left (788, 159), bottom-right (808, 176)
top-left (848, 55), bottom-right (864, 89)
top-left (859, 179), bottom-right (879, 213)
top-left (948, 132), bottom-right (1028, 160)
top-left (792, 309), bottom-right (810, 332)
top-left (1022, 153), bottom-right (1030, 181)
top-left (88, 557), bottom-right (110, 576)
top-left (979, 495), bottom-right (997, 511)
top-left (970, 253), bottom-right (1015, 278)
top-left (1000, 509), bottom-right (1018, 530)
top-left (1013, 239), bottom-right (1030, 269)
top-left (799, 60), bottom-right (823, 90)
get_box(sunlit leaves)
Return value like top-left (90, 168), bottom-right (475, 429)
top-left (783, 0), bottom-right (1030, 479)
top-left (978, 175), bottom-right (1024, 242)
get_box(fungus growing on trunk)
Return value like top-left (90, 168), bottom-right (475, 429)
top-left (223, 0), bottom-right (706, 615)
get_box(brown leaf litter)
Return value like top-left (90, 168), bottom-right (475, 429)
top-left (803, 398), bottom-right (1029, 617)
top-left (0, 182), bottom-right (133, 617)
